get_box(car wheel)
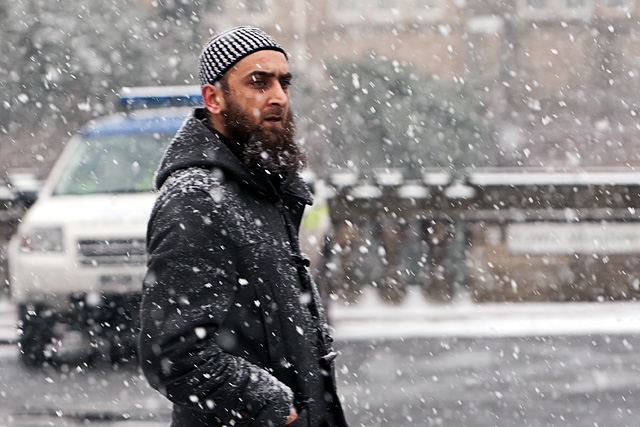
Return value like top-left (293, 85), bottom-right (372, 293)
top-left (18, 303), bottom-right (53, 367)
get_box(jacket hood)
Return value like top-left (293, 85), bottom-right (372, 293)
top-left (155, 109), bottom-right (313, 205)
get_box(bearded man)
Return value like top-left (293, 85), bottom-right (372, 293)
top-left (138, 26), bottom-right (348, 427)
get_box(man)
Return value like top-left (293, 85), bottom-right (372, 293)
top-left (138, 26), bottom-right (348, 427)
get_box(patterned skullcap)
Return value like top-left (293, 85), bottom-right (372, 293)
top-left (198, 26), bottom-right (287, 86)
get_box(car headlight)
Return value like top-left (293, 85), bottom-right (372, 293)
top-left (18, 227), bottom-right (64, 253)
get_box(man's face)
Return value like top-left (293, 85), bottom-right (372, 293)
top-left (218, 50), bottom-right (304, 175)
top-left (222, 50), bottom-right (292, 132)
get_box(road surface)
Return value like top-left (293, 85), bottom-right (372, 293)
top-left (1, 295), bottom-right (640, 426)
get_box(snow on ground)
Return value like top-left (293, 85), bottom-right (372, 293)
top-left (0, 299), bottom-right (16, 343)
top-left (330, 286), bottom-right (640, 340)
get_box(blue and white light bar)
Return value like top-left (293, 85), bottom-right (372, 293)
top-left (118, 85), bottom-right (203, 110)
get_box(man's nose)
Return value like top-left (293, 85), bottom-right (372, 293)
top-left (268, 82), bottom-right (288, 105)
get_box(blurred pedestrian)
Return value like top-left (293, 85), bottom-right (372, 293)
top-left (139, 26), bottom-right (348, 427)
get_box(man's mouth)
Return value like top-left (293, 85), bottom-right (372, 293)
top-left (263, 116), bottom-right (283, 126)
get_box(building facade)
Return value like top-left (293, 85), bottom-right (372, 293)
top-left (194, 0), bottom-right (640, 168)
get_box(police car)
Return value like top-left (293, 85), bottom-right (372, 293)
top-left (6, 86), bottom-right (202, 366)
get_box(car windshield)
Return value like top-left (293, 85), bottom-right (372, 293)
top-left (52, 133), bottom-right (171, 195)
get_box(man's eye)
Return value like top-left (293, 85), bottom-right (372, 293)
top-left (280, 80), bottom-right (292, 89)
top-left (251, 79), bottom-right (266, 87)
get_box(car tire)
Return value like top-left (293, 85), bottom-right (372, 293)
top-left (18, 303), bottom-right (53, 367)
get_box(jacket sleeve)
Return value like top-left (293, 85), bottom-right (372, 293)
top-left (139, 181), bottom-right (293, 426)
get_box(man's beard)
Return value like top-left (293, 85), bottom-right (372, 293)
top-left (222, 99), bottom-right (306, 176)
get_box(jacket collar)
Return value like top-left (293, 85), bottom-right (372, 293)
top-left (155, 108), bottom-right (313, 206)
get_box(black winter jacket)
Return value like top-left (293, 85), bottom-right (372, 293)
top-left (139, 109), bottom-right (348, 427)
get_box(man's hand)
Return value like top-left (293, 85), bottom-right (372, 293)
top-left (285, 408), bottom-right (298, 425)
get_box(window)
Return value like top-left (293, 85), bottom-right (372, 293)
top-left (560, 0), bottom-right (593, 18)
top-left (330, 0), bottom-right (358, 13)
top-left (518, 0), bottom-right (552, 18)
top-left (518, 0), bottom-right (593, 19)
top-left (53, 134), bottom-right (171, 196)
top-left (597, 0), bottom-right (633, 18)
top-left (329, 0), bottom-right (443, 25)
top-left (525, 0), bottom-right (549, 9)
top-left (339, 0), bottom-right (358, 10)
top-left (414, 0), bottom-right (440, 9)
top-left (604, 0), bottom-right (628, 5)
top-left (233, 0), bottom-right (273, 24)
top-left (207, 0), bottom-right (226, 13)
top-left (246, 0), bottom-right (266, 13)
top-left (377, 0), bottom-right (398, 9)
top-left (409, 0), bottom-right (444, 22)
top-left (329, 0), bottom-right (361, 24)
top-left (565, 0), bottom-right (588, 8)
top-left (370, 0), bottom-right (399, 21)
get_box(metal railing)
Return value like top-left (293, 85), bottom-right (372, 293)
top-left (322, 167), bottom-right (640, 304)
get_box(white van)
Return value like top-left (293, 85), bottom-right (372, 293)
top-left (6, 86), bottom-right (201, 365)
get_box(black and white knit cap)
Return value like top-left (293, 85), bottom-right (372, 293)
top-left (198, 26), bottom-right (287, 86)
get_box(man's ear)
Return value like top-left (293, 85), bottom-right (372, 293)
top-left (202, 83), bottom-right (225, 115)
